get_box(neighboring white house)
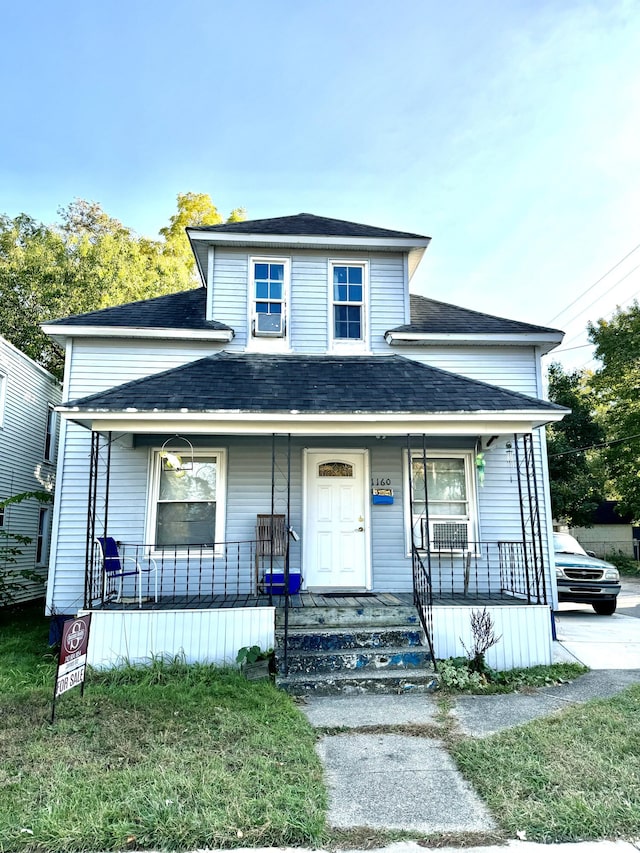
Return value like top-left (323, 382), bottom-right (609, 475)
top-left (43, 214), bottom-right (567, 677)
top-left (0, 336), bottom-right (61, 605)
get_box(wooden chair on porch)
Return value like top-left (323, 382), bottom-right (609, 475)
top-left (255, 514), bottom-right (287, 593)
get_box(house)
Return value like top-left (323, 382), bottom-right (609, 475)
top-left (43, 213), bottom-right (566, 687)
top-left (0, 336), bottom-right (61, 606)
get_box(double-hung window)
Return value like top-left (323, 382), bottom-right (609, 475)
top-left (252, 259), bottom-right (288, 338)
top-left (331, 262), bottom-right (366, 347)
top-left (408, 452), bottom-right (476, 550)
top-left (150, 451), bottom-right (226, 549)
top-left (36, 507), bottom-right (50, 565)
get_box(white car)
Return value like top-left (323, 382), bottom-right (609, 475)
top-left (554, 532), bottom-right (621, 615)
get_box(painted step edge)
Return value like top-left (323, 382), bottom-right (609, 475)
top-left (276, 667), bottom-right (438, 696)
top-left (276, 627), bottom-right (424, 650)
top-left (275, 646), bottom-right (433, 674)
top-left (277, 605), bottom-right (421, 629)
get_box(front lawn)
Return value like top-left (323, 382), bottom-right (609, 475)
top-left (0, 606), bottom-right (326, 852)
top-left (451, 686), bottom-right (640, 841)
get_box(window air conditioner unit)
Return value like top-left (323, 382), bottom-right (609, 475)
top-left (255, 313), bottom-right (284, 337)
top-left (422, 519), bottom-right (469, 550)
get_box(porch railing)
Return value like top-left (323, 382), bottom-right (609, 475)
top-left (427, 540), bottom-right (548, 604)
top-left (411, 544), bottom-right (437, 664)
top-left (85, 540), bottom-right (265, 609)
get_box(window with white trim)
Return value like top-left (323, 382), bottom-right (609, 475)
top-left (331, 262), bottom-right (367, 347)
top-left (44, 405), bottom-right (56, 462)
top-left (251, 258), bottom-right (288, 338)
top-left (36, 506), bottom-right (50, 565)
top-left (149, 451), bottom-right (226, 549)
top-left (408, 452), bottom-right (477, 550)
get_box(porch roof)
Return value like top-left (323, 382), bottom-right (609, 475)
top-left (60, 352), bottom-right (568, 434)
top-left (387, 293), bottom-right (563, 338)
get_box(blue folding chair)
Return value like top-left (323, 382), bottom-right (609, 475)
top-left (97, 537), bottom-right (158, 607)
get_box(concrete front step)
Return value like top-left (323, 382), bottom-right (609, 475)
top-left (275, 645), bottom-right (432, 675)
top-left (276, 666), bottom-right (438, 696)
top-left (278, 626), bottom-right (424, 651)
top-left (276, 604), bottom-right (421, 630)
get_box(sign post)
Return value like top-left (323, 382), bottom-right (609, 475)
top-left (51, 614), bottom-right (92, 724)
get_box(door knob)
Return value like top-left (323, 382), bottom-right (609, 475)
top-left (356, 526), bottom-right (364, 532)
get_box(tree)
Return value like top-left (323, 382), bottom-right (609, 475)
top-left (159, 192), bottom-right (245, 273)
top-left (0, 194), bottom-right (245, 379)
top-left (589, 303), bottom-right (640, 521)
top-left (546, 362), bottom-right (606, 526)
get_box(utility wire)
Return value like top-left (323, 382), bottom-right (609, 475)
top-left (548, 431), bottom-right (640, 458)
top-left (548, 241), bottom-right (640, 324)
top-left (556, 262), bottom-right (640, 331)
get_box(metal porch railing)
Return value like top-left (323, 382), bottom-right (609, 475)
top-left (85, 539), bottom-right (264, 609)
top-left (427, 540), bottom-right (549, 604)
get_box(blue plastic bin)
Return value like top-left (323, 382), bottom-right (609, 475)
top-left (262, 570), bottom-right (302, 594)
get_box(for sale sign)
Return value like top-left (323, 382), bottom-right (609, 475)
top-left (54, 615), bottom-right (91, 699)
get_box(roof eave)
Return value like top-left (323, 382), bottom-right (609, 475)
top-left (58, 407), bottom-right (566, 435)
top-left (187, 229), bottom-right (431, 253)
top-left (384, 331), bottom-right (565, 352)
top-left (41, 324), bottom-right (234, 344)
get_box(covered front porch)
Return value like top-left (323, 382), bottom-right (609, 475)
top-left (55, 351), bottom-right (565, 672)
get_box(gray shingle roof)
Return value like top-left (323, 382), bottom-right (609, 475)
top-left (386, 294), bottom-right (562, 336)
top-left (46, 288), bottom-right (232, 332)
top-left (65, 352), bottom-right (566, 415)
top-left (187, 213), bottom-right (428, 240)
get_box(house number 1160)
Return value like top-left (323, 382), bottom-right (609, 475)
top-left (371, 478), bottom-right (391, 486)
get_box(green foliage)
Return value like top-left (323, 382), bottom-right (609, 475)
top-left (236, 644), bottom-right (273, 664)
top-left (0, 491), bottom-right (53, 607)
top-left (589, 303), bottom-right (640, 522)
top-left (0, 194), bottom-right (245, 379)
top-left (159, 191), bottom-right (246, 273)
top-left (605, 550), bottom-right (640, 577)
top-left (437, 657), bottom-right (587, 694)
top-left (546, 362), bottom-right (606, 526)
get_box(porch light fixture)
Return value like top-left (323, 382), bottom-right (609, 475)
top-left (160, 436), bottom-right (195, 473)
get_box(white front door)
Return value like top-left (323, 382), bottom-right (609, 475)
top-left (304, 450), bottom-right (369, 590)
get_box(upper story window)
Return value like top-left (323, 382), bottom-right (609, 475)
top-left (251, 258), bottom-right (289, 339)
top-left (44, 405), bottom-right (56, 462)
top-left (330, 261), bottom-right (368, 351)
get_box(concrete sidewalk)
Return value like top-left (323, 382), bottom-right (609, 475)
top-left (299, 669), bottom-right (640, 835)
top-left (207, 842), bottom-right (639, 853)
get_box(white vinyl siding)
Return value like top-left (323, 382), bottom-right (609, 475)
top-left (206, 248), bottom-right (406, 354)
top-left (0, 338), bottom-right (60, 604)
top-left (66, 339), bottom-right (223, 399)
top-left (397, 346), bottom-right (539, 395)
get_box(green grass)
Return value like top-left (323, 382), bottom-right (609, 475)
top-left (0, 606), bottom-right (326, 852)
top-left (451, 686), bottom-right (640, 842)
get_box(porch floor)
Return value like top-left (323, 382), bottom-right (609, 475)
top-left (98, 590), bottom-right (531, 611)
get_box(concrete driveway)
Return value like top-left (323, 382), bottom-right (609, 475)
top-left (553, 576), bottom-right (640, 669)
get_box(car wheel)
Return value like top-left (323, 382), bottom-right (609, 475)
top-left (592, 600), bottom-right (617, 615)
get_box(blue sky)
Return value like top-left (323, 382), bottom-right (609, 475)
top-left (2, 0), bottom-right (639, 368)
